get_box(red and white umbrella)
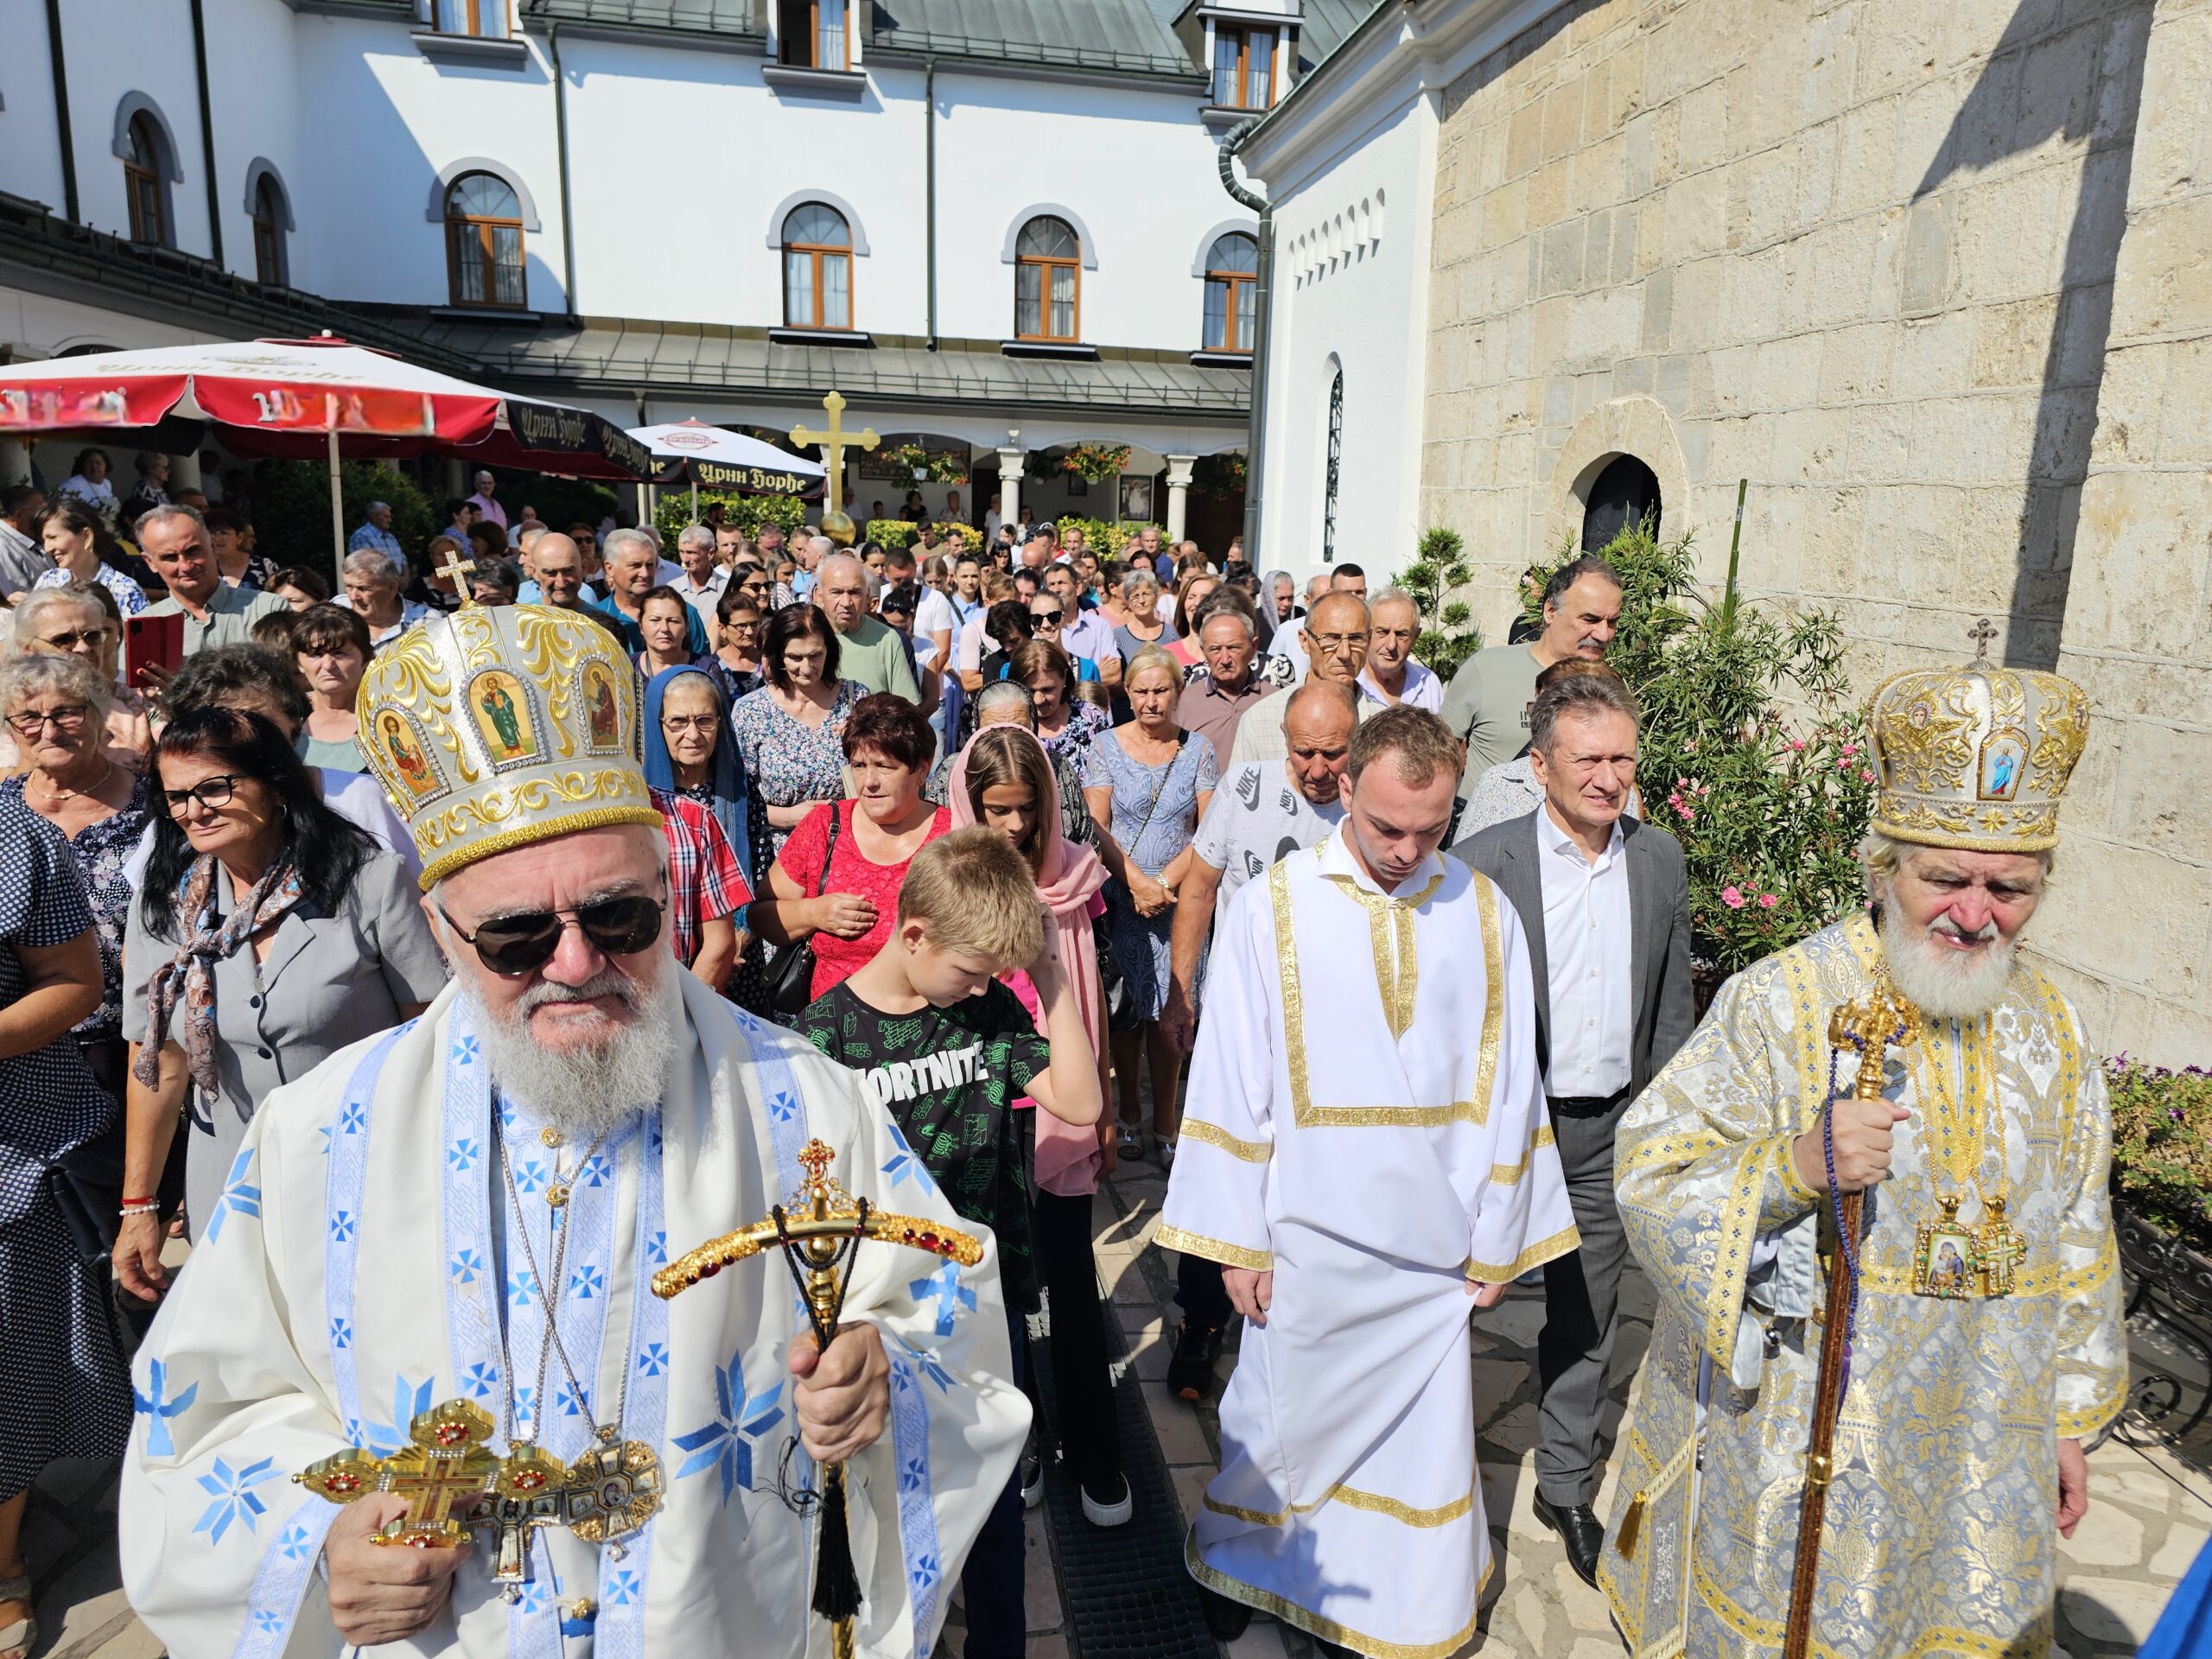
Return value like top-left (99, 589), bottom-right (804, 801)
top-left (0, 335), bottom-right (652, 563)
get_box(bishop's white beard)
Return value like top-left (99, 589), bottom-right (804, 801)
top-left (454, 958), bottom-right (681, 1140)
top-left (1878, 898), bottom-right (2019, 1021)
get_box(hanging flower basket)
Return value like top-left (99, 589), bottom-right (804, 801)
top-left (879, 442), bottom-right (930, 480)
top-left (926, 450), bottom-right (969, 486)
top-left (1062, 442), bottom-right (1131, 484)
top-left (1193, 452), bottom-right (1247, 499)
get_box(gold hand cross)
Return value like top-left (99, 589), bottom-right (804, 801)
top-left (435, 543), bottom-right (478, 604)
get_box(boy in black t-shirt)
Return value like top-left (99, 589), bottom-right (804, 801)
top-left (798, 829), bottom-right (1102, 1659)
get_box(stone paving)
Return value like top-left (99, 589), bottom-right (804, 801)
top-left (22, 1156), bottom-right (2211, 1657)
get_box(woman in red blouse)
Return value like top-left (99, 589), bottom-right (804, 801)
top-left (750, 693), bottom-right (949, 1002)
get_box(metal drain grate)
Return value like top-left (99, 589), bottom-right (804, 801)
top-left (1028, 1303), bottom-right (1220, 1658)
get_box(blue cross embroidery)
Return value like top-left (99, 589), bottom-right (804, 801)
top-left (606, 1568), bottom-right (643, 1606)
top-left (338, 1100), bottom-right (367, 1136)
top-left (449, 1248), bottom-right (486, 1286)
top-left (451, 1035), bottom-right (480, 1065)
top-left (516, 1580), bottom-right (548, 1616)
top-left (880, 1124), bottom-right (936, 1195)
top-left (461, 1362), bottom-right (501, 1401)
top-left (579, 1154), bottom-right (613, 1188)
top-left (909, 1262), bottom-right (975, 1337)
top-left (446, 1138), bottom-right (481, 1172)
top-left (133, 1357), bottom-right (199, 1458)
top-left (361, 1376), bottom-right (435, 1459)
top-left (327, 1210), bottom-right (357, 1243)
top-left (512, 1160), bottom-right (549, 1194)
top-left (328, 1318), bottom-right (353, 1351)
top-left (909, 1552), bottom-right (942, 1593)
top-left (637, 1343), bottom-right (671, 1378)
top-left (895, 1339), bottom-right (954, 1394)
top-left (203, 1148), bottom-right (261, 1243)
top-left (276, 1520), bottom-right (315, 1563)
top-left (569, 1264), bottom-right (605, 1300)
top-left (192, 1457), bottom-right (284, 1545)
top-left (556, 1382), bottom-right (593, 1419)
top-left (252, 1609), bottom-right (285, 1635)
top-left (645, 1230), bottom-right (668, 1266)
top-left (766, 1089), bottom-right (800, 1124)
top-left (899, 1454), bottom-right (928, 1495)
top-left (671, 1351), bottom-right (785, 1504)
top-left (507, 1269), bottom-right (539, 1307)
top-left (513, 1385), bottom-right (537, 1428)
top-left (318, 1123), bottom-right (334, 1156)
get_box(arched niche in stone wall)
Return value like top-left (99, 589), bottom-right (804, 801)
top-left (1545, 395), bottom-right (1689, 553)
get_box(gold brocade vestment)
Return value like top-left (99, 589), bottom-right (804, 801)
top-left (1599, 912), bottom-right (2125, 1658)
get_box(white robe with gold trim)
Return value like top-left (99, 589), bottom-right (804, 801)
top-left (120, 974), bottom-right (1027, 1658)
top-left (1160, 830), bottom-right (1578, 1658)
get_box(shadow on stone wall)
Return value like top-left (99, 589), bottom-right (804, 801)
top-left (1910, 0), bottom-right (2152, 672)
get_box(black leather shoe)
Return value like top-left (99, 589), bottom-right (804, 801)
top-left (1166, 1319), bottom-right (1224, 1402)
top-left (1198, 1585), bottom-right (1251, 1640)
top-left (1533, 1492), bottom-right (1606, 1589)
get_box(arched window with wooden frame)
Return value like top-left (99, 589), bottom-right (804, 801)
top-left (1014, 216), bottom-right (1081, 344)
top-left (124, 114), bottom-right (168, 246)
top-left (1202, 232), bottom-right (1258, 353)
top-left (250, 173), bottom-right (288, 285)
top-left (444, 172), bottom-right (526, 309)
top-left (781, 202), bottom-right (853, 331)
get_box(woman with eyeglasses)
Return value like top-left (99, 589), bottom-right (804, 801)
top-left (9, 593), bottom-right (151, 774)
top-left (641, 666), bottom-right (752, 990)
top-left (113, 706), bottom-right (446, 1304)
top-left (707, 587), bottom-right (769, 706)
top-left (291, 603), bottom-right (372, 773)
top-left (34, 497), bottom-right (147, 616)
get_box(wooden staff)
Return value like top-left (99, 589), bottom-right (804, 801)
top-left (1783, 985), bottom-right (1916, 1659)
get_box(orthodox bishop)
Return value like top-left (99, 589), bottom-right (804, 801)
top-left (1600, 639), bottom-right (2123, 1656)
top-left (121, 601), bottom-right (1027, 1656)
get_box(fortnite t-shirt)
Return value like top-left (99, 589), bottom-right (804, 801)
top-left (797, 980), bottom-right (1048, 1310)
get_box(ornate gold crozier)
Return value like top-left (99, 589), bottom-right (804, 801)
top-left (652, 1138), bottom-right (982, 1659)
top-left (789, 391), bottom-right (879, 548)
top-left (1783, 981), bottom-right (1920, 1659)
top-left (294, 1399), bottom-right (660, 1590)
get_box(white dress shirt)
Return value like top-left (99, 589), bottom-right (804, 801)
top-left (1535, 804), bottom-right (1633, 1098)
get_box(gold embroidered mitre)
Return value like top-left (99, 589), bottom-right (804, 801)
top-left (357, 603), bottom-right (661, 889)
top-left (1866, 639), bottom-right (2088, 854)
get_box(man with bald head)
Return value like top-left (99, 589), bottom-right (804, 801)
top-left (815, 552), bottom-right (918, 700)
top-left (530, 532), bottom-right (643, 654)
top-left (1158, 678), bottom-right (1359, 1399)
top-left (1226, 590), bottom-right (1372, 770)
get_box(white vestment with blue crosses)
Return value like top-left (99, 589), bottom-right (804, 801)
top-left (120, 973), bottom-right (1028, 1658)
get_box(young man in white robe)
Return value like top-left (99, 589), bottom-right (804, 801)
top-left (120, 601), bottom-right (1028, 1659)
top-left (1160, 705), bottom-right (1580, 1658)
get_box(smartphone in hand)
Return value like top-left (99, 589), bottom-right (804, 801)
top-left (124, 613), bottom-right (184, 690)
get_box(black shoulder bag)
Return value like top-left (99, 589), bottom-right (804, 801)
top-left (764, 804), bottom-right (842, 1020)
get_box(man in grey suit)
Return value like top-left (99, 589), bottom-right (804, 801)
top-left (1451, 664), bottom-right (1693, 1588)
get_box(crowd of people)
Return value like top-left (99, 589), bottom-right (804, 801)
top-left (0, 455), bottom-right (2147, 1659)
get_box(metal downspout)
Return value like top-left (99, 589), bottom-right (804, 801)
top-left (189, 0), bottom-right (223, 265)
top-left (550, 21), bottom-right (580, 316)
top-left (43, 0), bottom-right (78, 223)
top-left (925, 57), bottom-right (938, 350)
top-left (1219, 118), bottom-right (1271, 564)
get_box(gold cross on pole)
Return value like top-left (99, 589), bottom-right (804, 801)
top-left (435, 543), bottom-right (478, 606)
top-left (789, 391), bottom-right (878, 499)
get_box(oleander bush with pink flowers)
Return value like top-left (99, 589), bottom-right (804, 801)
top-left (1524, 524), bottom-right (1878, 982)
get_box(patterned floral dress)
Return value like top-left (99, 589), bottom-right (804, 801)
top-left (0, 772), bottom-right (153, 1041)
top-left (728, 678), bottom-right (867, 880)
top-left (1084, 727), bottom-right (1217, 1021)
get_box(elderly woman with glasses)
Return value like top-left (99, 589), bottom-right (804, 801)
top-left (10, 587), bottom-right (151, 770)
top-left (641, 666), bottom-right (752, 990)
top-left (113, 706), bottom-right (447, 1305)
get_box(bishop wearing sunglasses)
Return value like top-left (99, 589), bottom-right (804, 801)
top-left (122, 598), bottom-right (1027, 1659)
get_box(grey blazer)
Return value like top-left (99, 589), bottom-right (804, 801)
top-left (1451, 810), bottom-right (1694, 1098)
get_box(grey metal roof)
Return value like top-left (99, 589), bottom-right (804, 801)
top-left (1296, 0), bottom-right (1379, 69)
top-left (522, 0), bottom-right (760, 34)
top-left (369, 314), bottom-right (1250, 422)
top-left (868, 0), bottom-right (1203, 77)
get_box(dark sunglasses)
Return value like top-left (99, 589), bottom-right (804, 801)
top-left (1030, 607), bottom-right (1065, 624)
top-left (439, 891), bottom-right (666, 976)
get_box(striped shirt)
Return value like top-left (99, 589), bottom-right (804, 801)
top-left (652, 786), bottom-right (750, 969)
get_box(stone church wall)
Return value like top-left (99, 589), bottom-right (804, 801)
top-left (1422, 0), bottom-right (2210, 1061)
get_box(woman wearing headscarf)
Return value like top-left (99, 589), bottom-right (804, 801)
top-left (641, 665), bottom-right (753, 990)
top-left (949, 723), bottom-right (1132, 1529)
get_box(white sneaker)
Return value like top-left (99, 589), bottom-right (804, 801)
top-left (1080, 1472), bottom-right (1134, 1528)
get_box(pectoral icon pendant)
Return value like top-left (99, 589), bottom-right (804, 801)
top-left (1911, 1194), bottom-right (2024, 1299)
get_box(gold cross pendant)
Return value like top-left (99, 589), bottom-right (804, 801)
top-left (1974, 1197), bottom-right (2026, 1297)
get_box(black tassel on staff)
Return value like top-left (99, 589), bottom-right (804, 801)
top-left (652, 1139), bottom-right (983, 1659)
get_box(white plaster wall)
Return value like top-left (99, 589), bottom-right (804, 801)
top-left (42, 0), bottom-right (210, 256)
top-left (1249, 90), bottom-right (1433, 580)
top-left (203, 0), bottom-right (306, 283)
top-left (0, 0), bottom-right (71, 213)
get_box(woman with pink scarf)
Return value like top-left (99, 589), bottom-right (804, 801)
top-left (949, 724), bottom-right (1132, 1528)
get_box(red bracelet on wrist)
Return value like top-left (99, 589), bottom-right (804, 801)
top-left (121, 1195), bottom-right (158, 1207)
